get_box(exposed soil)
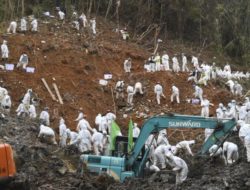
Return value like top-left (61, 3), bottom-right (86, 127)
top-left (0, 17), bottom-right (249, 190)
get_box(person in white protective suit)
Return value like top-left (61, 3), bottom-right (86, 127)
top-left (79, 13), bottom-right (88, 28)
top-left (59, 117), bottom-right (68, 148)
top-left (39, 107), bottom-right (50, 126)
top-left (172, 55), bottom-right (180, 73)
top-left (17, 53), bottom-right (29, 69)
top-left (182, 53), bottom-right (189, 72)
top-left (243, 131), bottom-right (250, 162)
top-left (238, 103), bottom-right (247, 121)
top-left (115, 80), bottom-right (125, 99)
top-left (165, 152), bottom-right (188, 185)
top-left (95, 113), bottom-right (102, 130)
top-left (133, 123), bottom-right (140, 138)
top-left (90, 18), bottom-right (96, 35)
top-left (105, 110), bottom-right (116, 134)
top-left (58, 10), bottom-right (65, 20)
top-left (1, 94), bottom-right (11, 112)
top-left (226, 80), bottom-right (235, 94)
top-left (204, 128), bottom-right (214, 142)
top-left (102, 131), bottom-right (109, 155)
top-left (20, 18), bottom-right (27, 32)
top-left (146, 134), bottom-right (157, 162)
top-left (222, 141), bottom-right (239, 165)
top-left (200, 96), bottom-right (214, 117)
top-left (7, 21), bottom-right (17, 34)
top-left (30, 18), bottom-right (38, 32)
top-left (75, 112), bottom-right (93, 132)
top-left (71, 129), bottom-right (92, 153)
top-left (16, 103), bottom-right (28, 117)
top-left (187, 69), bottom-right (199, 83)
top-left (154, 52), bottom-right (161, 71)
top-left (238, 120), bottom-right (250, 142)
top-left (216, 103), bottom-right (224, 119)
top-left (238, 120), bottom-right (250, 162)
top-left (0, 87), bottom-right (8, 102)
top-left (153, 144), bottom-right (172, 170)
top-left (127, 85), bottom-right (134, 105)
top-left (72, 20), bottom-right (80, 31)
top-left (157, 129), bottom-right (169, 146)
top-left (92, 129), bottom-right (104, 155)
top-left (209, 144), bottom-right (223, 158)
top-left (191, 55), bottom-right (199, 70)
top-left (123, 58), bottom-right (132, 73)
top-left (234, 81), bottom-right (243, 96)
top-left (225, 103), bottom-right (237, 121)
top-left (22, 89), bottom-right (32, 113)
top-left (38, 124), bottom-right (57, 145)
top-left (194, 85), bottom-right (203, 101)
top-left (245, 109), bottom-right (250, 124)
top-left (162, 51), bottom-right (170, 71)
top-left (98, 114), bottom-right (108, 134)
top-left (148, 55), bottom-right (156, 72)
top-left (211, 62), bottom-right (217, 80)
top-left (1, 40), bottom-right (9, 62)
top-left (28, 104), bottom-right (36, 118)
top-left (224, 63), bottom-right (231, 73)
top-left (172, 140), bottom-right (195, 156)
top-left (134, 82), bottom-right (144, 95)
top-left (154, 82), bottom-right (166, 105)
top-left (66, 129), bottom-right (78, 145)
top-left (198, 69), bottom-right (209, 86)
top-left (170, 85), bottom-right (180, 104)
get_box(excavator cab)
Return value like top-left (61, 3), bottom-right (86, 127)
top-left (0, 144), bottom-right (16, 183)
top-left (113, 136), bottom-right (145, 160)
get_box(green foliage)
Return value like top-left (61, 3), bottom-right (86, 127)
top-left (1, 0), bottom-right (250, 64)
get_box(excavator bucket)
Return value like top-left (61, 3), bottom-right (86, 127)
top-left (198, 119), bottom-right (236, 155)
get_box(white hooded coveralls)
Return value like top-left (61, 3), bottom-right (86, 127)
top-left (171, 85), bottom-right (180, 103)
top-left (92, 129), bottom-right (104, 155)
top-left (134, 82), bottom-right (143, 95)
top-left (7, 21), bottom-right (17, 33)
top-left (162, 54), bottom-right (169, 70)
top-left (127, 86), bottom-right (134, 105)
top-left (59, 118), bottom-right (68, 148)
top-left (72, 129), bottom-right (92, 153)
top-left (166, 153), bottom-right (188, 185)
top-left (223, 141), bottom-right (239, 165)
top-left (38, 124), bottom-right (57, 144)
top-left (1, 41), bottom-right (9, 59)
top-left (154, 84), bottom-right (165, 105)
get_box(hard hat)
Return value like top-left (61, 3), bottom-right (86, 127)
top-left (92, 128), bottom-right (97, 133)
top-left (222, 107), bottom-right (227, 111)
top-left (44, 107), bottom-right (49, 110)
top-left (219, 103), bottom-right (223, 108)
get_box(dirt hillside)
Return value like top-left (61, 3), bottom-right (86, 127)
top-left (0, 17), bottom-right (249, 190)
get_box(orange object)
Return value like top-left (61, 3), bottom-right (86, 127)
top-left (0, 144), bottom-right (16, 181)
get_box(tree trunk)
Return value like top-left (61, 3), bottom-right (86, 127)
top-left (105, 0), bottom-right (113, 20)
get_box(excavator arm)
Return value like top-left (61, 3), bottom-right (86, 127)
top-left (127, 114), bottom-right (236, 169)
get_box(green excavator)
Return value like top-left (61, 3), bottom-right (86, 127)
top-left (80, 114), bottom-right (236, 181)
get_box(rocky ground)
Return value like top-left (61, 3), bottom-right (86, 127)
top-left (0, 17), bottom-right (250, 189)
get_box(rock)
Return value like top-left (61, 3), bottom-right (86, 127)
top-left (58, 166), bottom-right (68, 175)
top-left (245, 180), bottom-right (250, 186)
